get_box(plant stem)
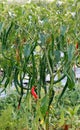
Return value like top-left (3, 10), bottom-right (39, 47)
top-left (45, 50), bottom-right (53, 76)
top-left (45, 49), bottom-right (54, 130)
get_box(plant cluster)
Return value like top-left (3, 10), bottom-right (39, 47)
top-left (0, 84), bottom-right (80, 130)
top-left (0, 0), bottom-right (80, 129)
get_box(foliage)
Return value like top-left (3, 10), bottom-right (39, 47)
top-left (0, 84), bottom-right (80, 130)
top-left (49, 83), bottom-right (80, 129)
top-left (0, 91), bottom-right (46, 130)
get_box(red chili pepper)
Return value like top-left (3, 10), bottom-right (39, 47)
top-left (18, 104), bottom-right (20, 110)
top-left (31, 86), bottom-right (38, 99)
top-left (17, 97), bottom-right (22, 110)
top-left (76, 42), bottom-right (78, 49)
top-left (46, 111), bottom-right (49, 115)
top-left (64, 124), bottom-right (69, 130)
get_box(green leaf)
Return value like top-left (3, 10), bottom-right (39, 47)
top-left (66, 107), bottom-right (73, 117)
top-left (59, 110), bottom-right (65, 127)
top-left (58, 79), bottom-right (68, 101)
top-left (0, 22), bottom-right (3, 32)
top-left (67, 68), bottom-right (75, 89)
top-left (54, 50), bottom-right (60, 62)
top-left (40, 95), bottom-right (49, 117)
top-left (24, 44), bottom-right (31, 58)
top-left (39, 33), bottom-right (45, 46)
top-left (60, 25), bottom-right (66, 36)
top-left (67, 44), bottom-right (75, 62)
top-left (74, 105), bottom-right (80, 114)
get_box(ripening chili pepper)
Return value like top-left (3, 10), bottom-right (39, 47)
top-left (16, 48), bottom-right (20, 62)
top-left (67, 38), bottom-right (70, 44)
top-left (64, 124), bottom-right (69, 130)
top-left (18, 104), bottom-right (20, 110)
top-left (31, 86), bottom-right (38, 99)
top-left (17, 96), bottom-right (22, 110)
top-left (23, 38), bottom-right (26, 43)
top-left (46, 111), bottom-right (48, 115)
top-left (76, 42), bottom-right (78, 49)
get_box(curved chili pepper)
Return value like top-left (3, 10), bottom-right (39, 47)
top-left (31, 86), bottom-right (38, 99)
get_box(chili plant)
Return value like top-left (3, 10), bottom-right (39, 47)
top-left (0, 0), bottom-right (80, 129)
